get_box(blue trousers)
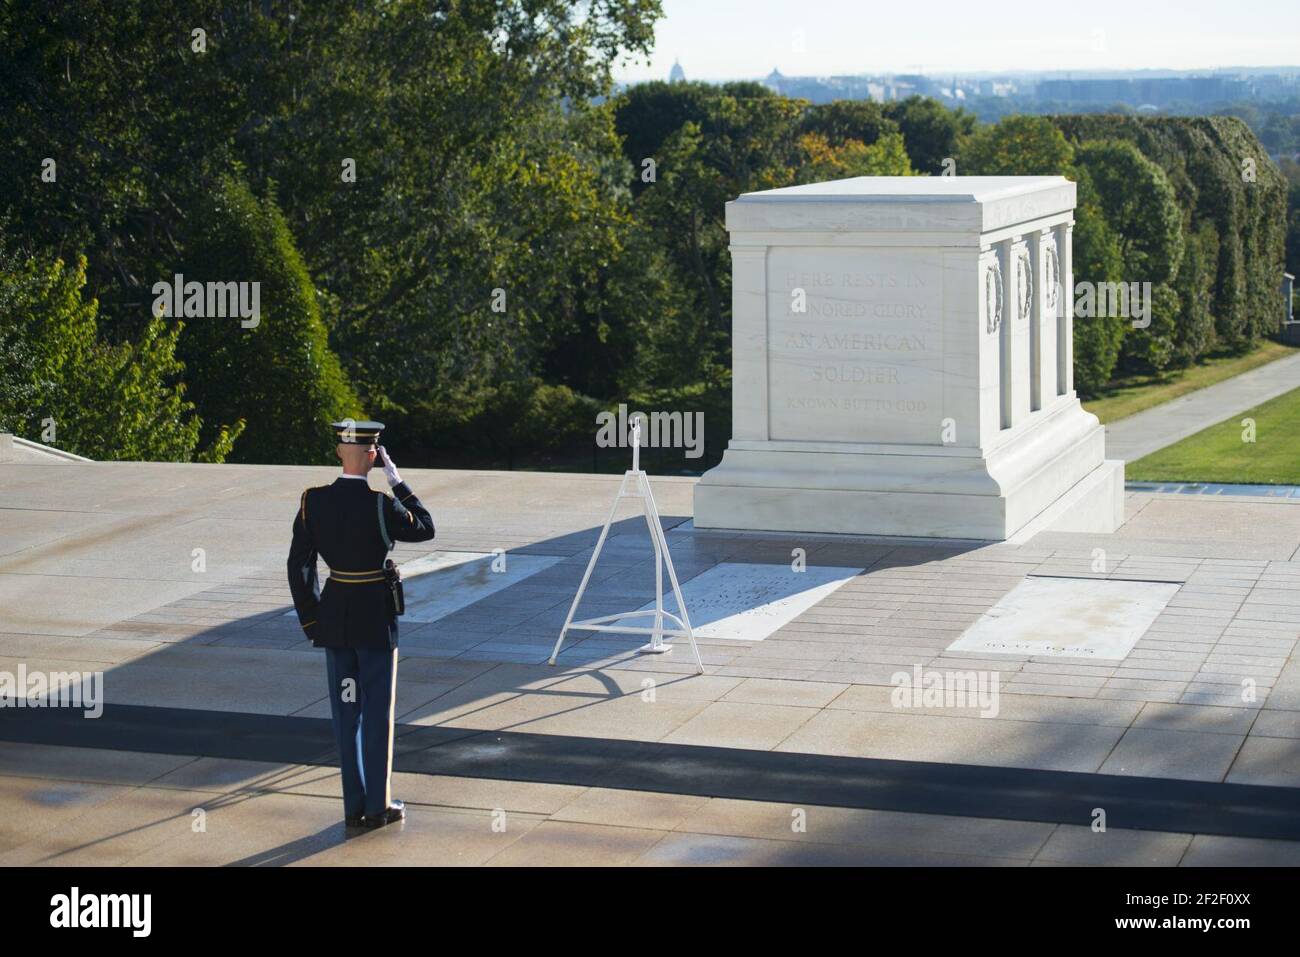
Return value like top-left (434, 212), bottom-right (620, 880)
top-left (324, 646), bottom-right (398, 818)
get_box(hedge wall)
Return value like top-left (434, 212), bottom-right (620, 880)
top-left (1052, 115), bottom-right (1287, 356)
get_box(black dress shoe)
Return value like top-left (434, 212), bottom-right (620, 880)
top-left (362, 800), bottom-right (405, 829)
top-left (345, 814), bottom-right (366, 829)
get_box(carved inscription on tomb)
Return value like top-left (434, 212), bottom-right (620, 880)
top-left (767, 247), bottom-right (944, 444)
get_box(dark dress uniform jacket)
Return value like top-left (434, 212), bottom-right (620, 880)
top-left (287, 477), bottom-right (435, 649)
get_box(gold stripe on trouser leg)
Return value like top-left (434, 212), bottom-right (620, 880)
top-left (383, 649), bottom-right (398, 807)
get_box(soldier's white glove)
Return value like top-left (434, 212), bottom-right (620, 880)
top-left (378, 446), bottom-right (402, 487)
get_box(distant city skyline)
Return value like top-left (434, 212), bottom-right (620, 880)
top-left (615, 0), bottom-right (1300, 83)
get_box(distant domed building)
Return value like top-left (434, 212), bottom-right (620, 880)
top-left (669, 59), bottom-right (686, 83)
top-left (764, 67), bottom-right (784, 92)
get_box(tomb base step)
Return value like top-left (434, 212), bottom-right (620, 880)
top-left (694, 408), bottom-right (1121, 541)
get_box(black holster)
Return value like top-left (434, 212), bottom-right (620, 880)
top-left (383, 559), bottom-right (405, 616)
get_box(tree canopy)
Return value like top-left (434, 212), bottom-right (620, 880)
top-left (0, 2), bottom-right (1289, 463)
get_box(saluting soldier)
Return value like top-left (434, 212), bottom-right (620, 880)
top-left (287, 420), bottom-right (435, 830)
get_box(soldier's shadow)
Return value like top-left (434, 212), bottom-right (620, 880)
top-left (224, 824), bottom-right (357, 866)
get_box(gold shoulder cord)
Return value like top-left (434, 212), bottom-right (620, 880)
top-left (300, 485), bottom-right (328, 524)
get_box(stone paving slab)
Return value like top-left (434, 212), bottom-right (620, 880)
top-left (4, 747), bottom-right (1299, 866)
top-left (3, 461), bottom-right (1300, 863)
top-left (1034, 824), bottom-right (1192, 866)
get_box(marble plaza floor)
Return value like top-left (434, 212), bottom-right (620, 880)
top-left (1, 459), bottom-right (1299, 866)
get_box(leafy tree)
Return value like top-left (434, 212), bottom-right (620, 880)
top-left (1280, 158), bottom-right (1300, 278)
top-left (104, 313), bottom-right (241, 463)
top-left (1074, 140), bottom-right (1182, 285)
top-left (0, 264), bottom-right (48, 435)
top-left (883, 95), bottom-right (975, 174)
top-left (4, 3), bottom-right (1287, 468)
top-left (0, 0), bottom-right (662, 465)
top-left (613, 81), bottom-right (723, 195)
top-left (248, 1), bottom-right (662, 453)
top-left (1121, 282), bottom-right (1181, 372)
top-left (175, 172), bottom-right (357, 465)
top-left (1053, 114), bottom-right (1286, 353)
top-left (633, 121), bottom-right (732, 365)
top-left (1070, 171), bottom-right (1128, 395)
top-left (602, 218), bottom-right (707, 397)
top-left (0, 245), bottom-right (237, 460)
top-left (1073, 140), bottom-right (1183, 371)
top-left (616, 83), bottom-right (805, 387)
top-left (958, 114), bottom-right (1073, 174)
top-left (799, 100), bottom-right (897, 147)
top-left (0, 0), bottom-right (274, 337)
top-left (1171, 223), bottom-right (1219, 366)
top-left (796, 131), bottom-right (914, 181)
top-left (957, 116), bottom-right (1129, 392)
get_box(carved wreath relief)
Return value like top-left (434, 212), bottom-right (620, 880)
top-left (1043, 239), bottom-right (1061, 315)
top-left (985, 258), bottom-right (1003, 334)
top-left (1015, 247), bottom-right (1032, 321)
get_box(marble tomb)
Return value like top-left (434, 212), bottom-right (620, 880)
top-left (694, 175), bottom-right (1124, 540)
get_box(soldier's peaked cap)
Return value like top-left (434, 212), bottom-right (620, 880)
top-left (331, 420), bottom-right (385, 445)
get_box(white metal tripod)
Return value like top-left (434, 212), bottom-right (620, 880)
top-left (547, 420), bottom-right (704, 674)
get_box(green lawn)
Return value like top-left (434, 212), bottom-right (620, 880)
top-left (1082, 340), bottom-right (1299, 425)
top-left (1128, 384), bottom-right (1300, 485)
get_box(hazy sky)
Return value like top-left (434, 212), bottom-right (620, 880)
top-left (614, 0), bottom-right (1300, 82)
